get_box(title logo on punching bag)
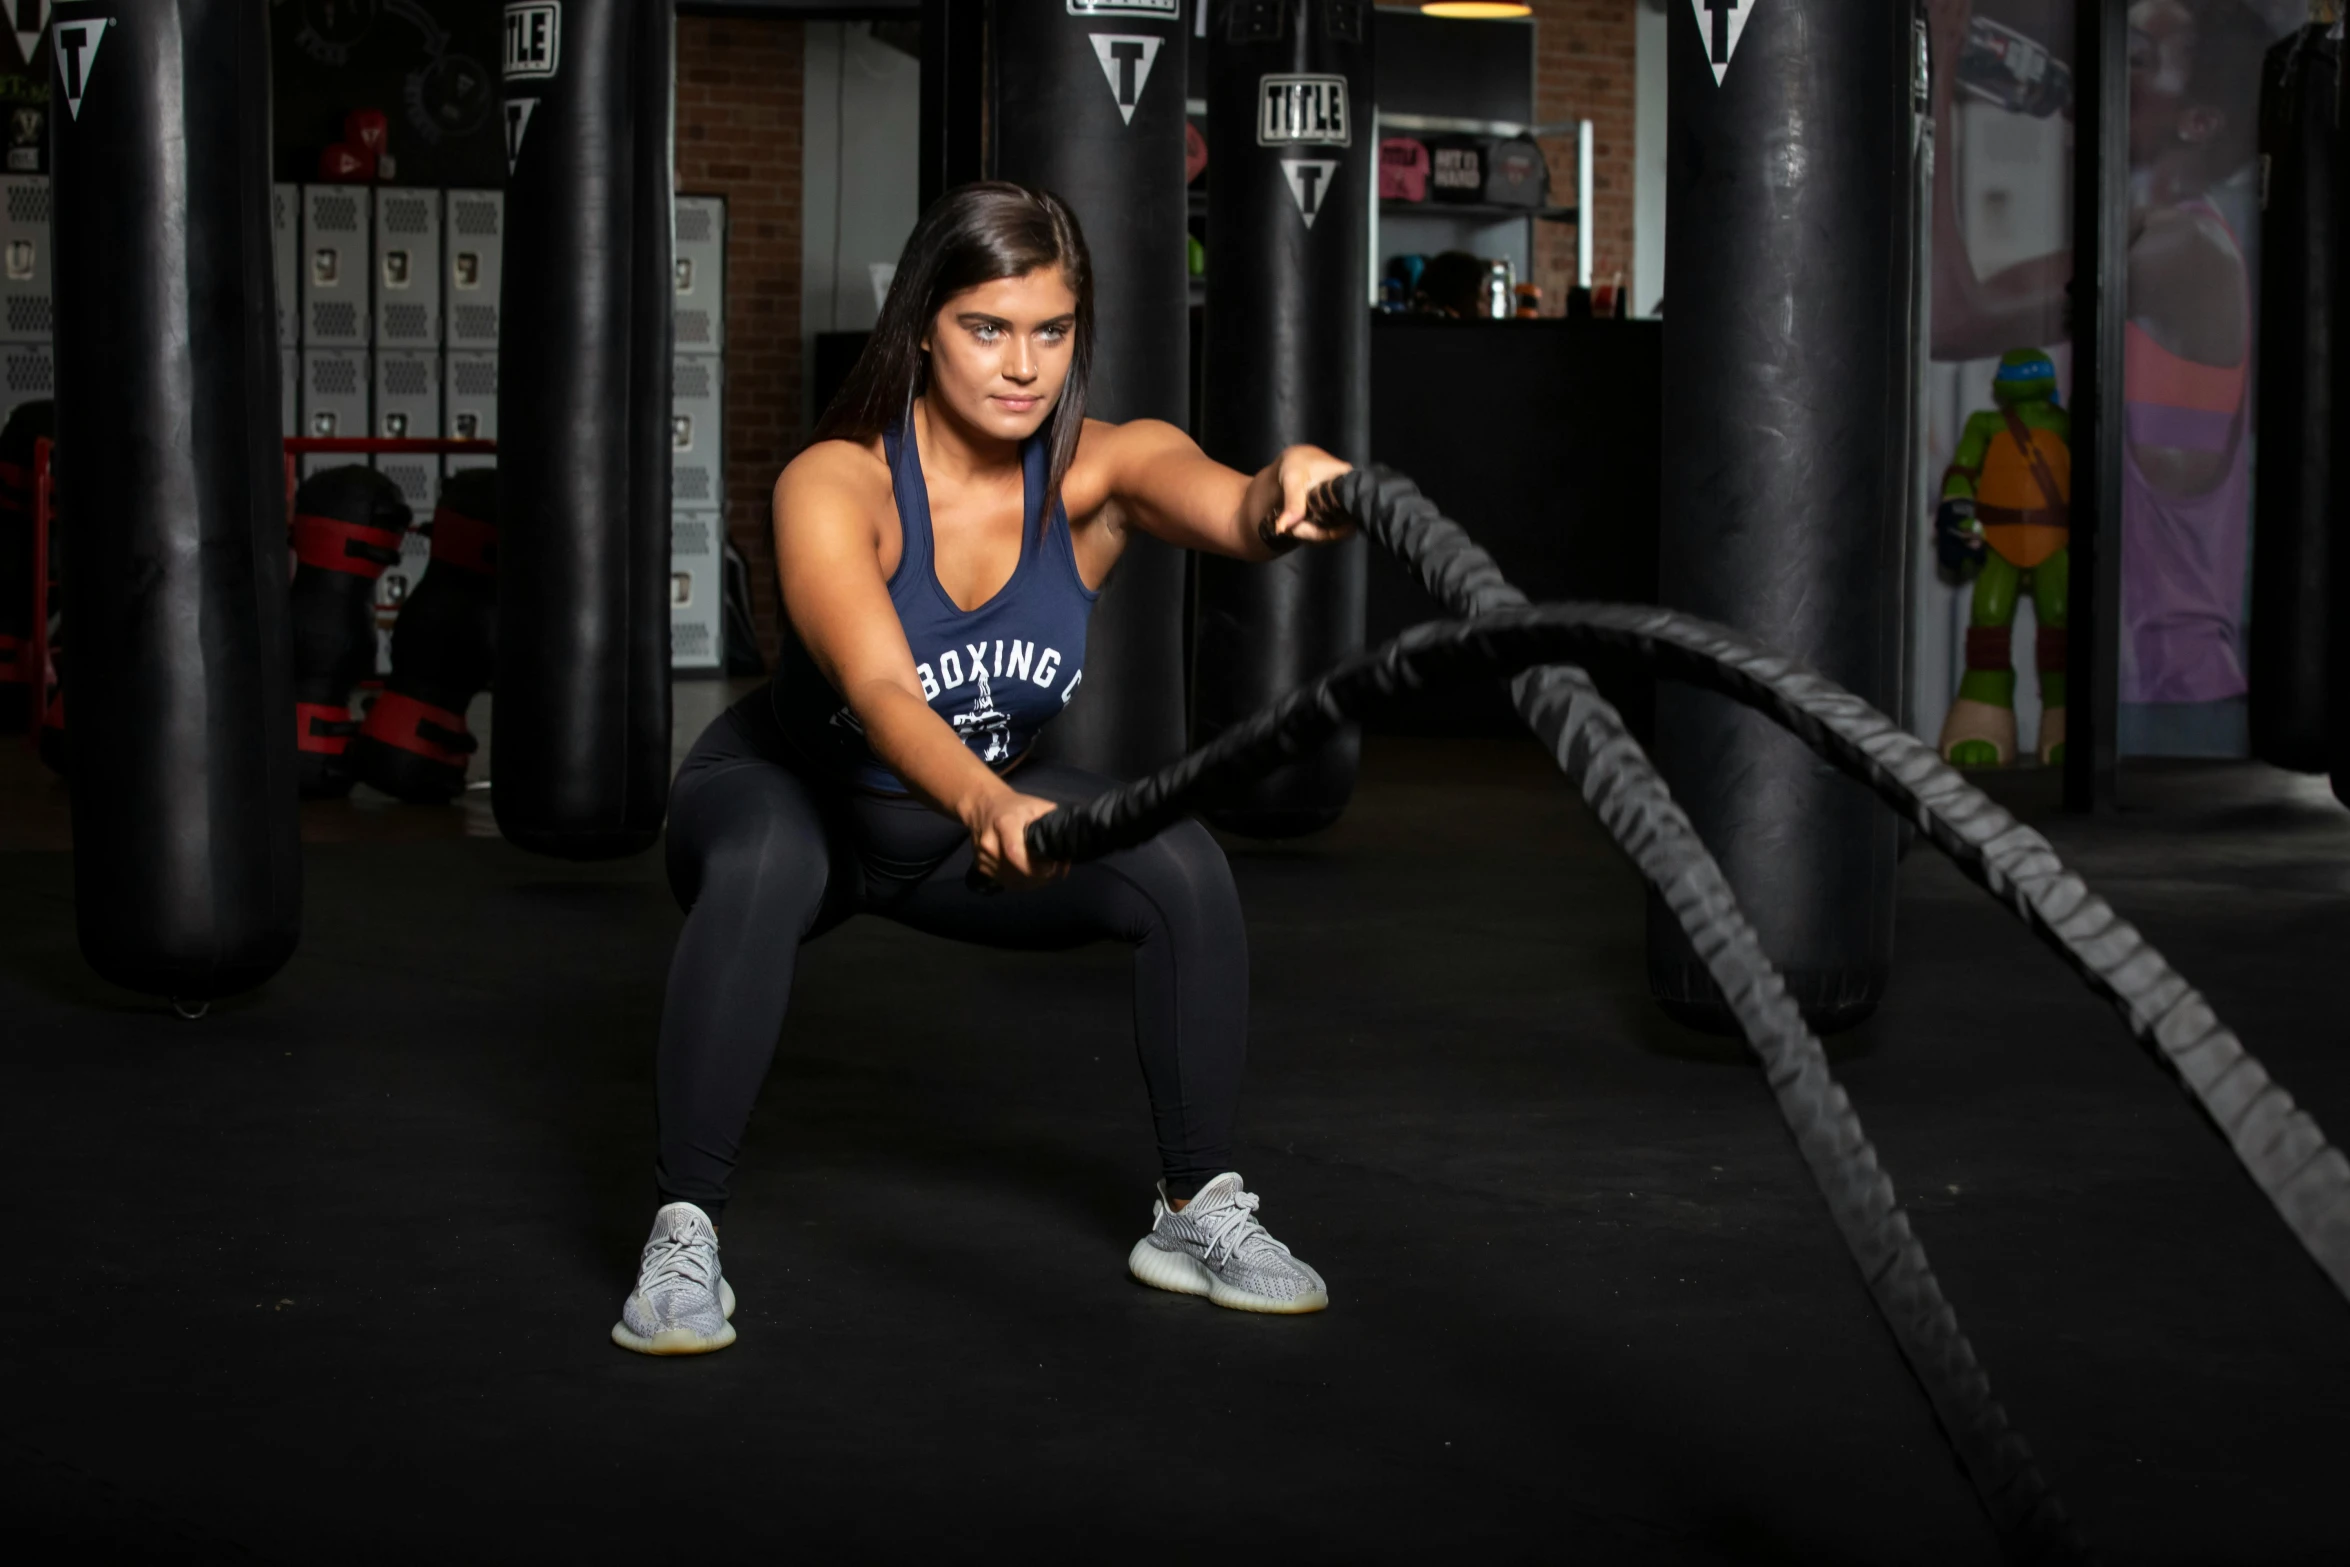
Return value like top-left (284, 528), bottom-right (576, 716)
top-left (502, 3), bottom-right (556, 175)
top-left (51, 14), bottom-right (106, 122)
top-left (1257, 75), bottom-right (1349, 148)
top-left (12, 1), bottom-right (51, 70)
top-left (1687, 0), bottom-right (1756, 86)
top-left (1280, 160), bottom-right (1338, 230)
top-left (504, 3), bottom-right (561, 80)
top-left (504, 97), bottom-right (538, 174)
top-left (1089, 34), bottom-right (1161, 126)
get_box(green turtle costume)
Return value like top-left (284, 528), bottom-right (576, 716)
top-left (1934, 348), bottom-right (2071, 768)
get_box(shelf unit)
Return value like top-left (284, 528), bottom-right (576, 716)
top-left (1371, 112), bottom-right (1595, 306)
top-left (1380, 199), bottom-right (1578, 224)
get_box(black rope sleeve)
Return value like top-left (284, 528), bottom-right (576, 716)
top-left (1025, 562), bottom-right (2086, 1558)
top-left (1022, 465), bottom-right (2350, 1557)
top-left (1315, 467), bottom-right (2350, 1308)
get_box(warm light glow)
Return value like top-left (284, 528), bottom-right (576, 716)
top-left (1418, 2), bottom-right (1533, 16)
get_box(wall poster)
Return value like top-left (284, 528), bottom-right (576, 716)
top-left (1921, 0), bottom-right (2307, 764)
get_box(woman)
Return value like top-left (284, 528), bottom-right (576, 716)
top-left (613, 183), bottom-right (1355, 1355)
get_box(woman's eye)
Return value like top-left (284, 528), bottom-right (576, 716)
top-left (970, 322), bottom-right (1001, 342)
top-left (1039, 326), bottom-right (1066, 343)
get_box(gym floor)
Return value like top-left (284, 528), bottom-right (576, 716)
top-left (4, 686), bottom-right (2346, 1563)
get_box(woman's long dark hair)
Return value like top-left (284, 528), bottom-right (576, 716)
top-left (812, 182), bottom-right (1095, 517)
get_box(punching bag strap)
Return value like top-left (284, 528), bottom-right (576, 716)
top-left (295, 702), bottom-right (361, 756)
top-left (293, 513), bottom-right (405, 576)
top-left (361, 691), bottom-right (477, 765)
top-left (427, 508), bottom-right (497, 574)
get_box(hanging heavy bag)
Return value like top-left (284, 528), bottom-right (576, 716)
top-left (51, 0), bottom-right (300, 1002)
top-left (0, 399), bottom-right (51, 733)
top-left (494, 0), bottom-right (673, 856)
top-left (289, 465), bottom-right (409, 797)
top-left (1194, 0), bottom-right (1373, 837)
top-left (991, 0), bottom-right (1191, 781)
top-left (1645, 0), bottom-right (1917, 1034)
top-left (350, 470), bottom-right (499, 803)
top-left (2251, 26), bottom-right (2336, 773)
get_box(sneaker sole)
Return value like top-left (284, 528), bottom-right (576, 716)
top-left (610, 1318), bottom-right (737, 1355)
top-left (608, 1277), bottom-right (739, 1356)
top-left (1126, 1237), bottom-right (1328, 1315)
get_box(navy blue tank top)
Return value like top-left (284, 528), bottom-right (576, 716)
top-left (772, 416), bottom-right (1098, 793)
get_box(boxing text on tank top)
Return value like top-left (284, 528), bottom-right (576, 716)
top-left (772, 416), bottom-right (1098, 792)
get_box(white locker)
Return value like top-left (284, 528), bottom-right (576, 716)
top-left (297, 349), bottom-right (369, 480)
top-left (0, 175), bottom-right (51, 344)
top-left (672, 195), bottom-right (726, 355)
top-left (272, 183), bottom-right (299, 349)
top-left (301, 185), bottom-right (371, 348)
top-left (444, 351), bottom-right (497, 476)
top-left (2, 340), bottom-right (54, 425)
top-left (669, 511), bottom-right (720, 565)
top-left (669, 529), bottom-right (722, 672)
top-left (670, 353), bottom-right (722, 511)
top-left (443, 189), bottom-right (503, 351)
top-left (373, 188), bottom-right (442, 349)
top-left (370, 350), bottom-right (442, 518)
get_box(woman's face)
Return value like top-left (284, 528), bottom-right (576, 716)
top-left (922, 267), bottom-right (1079, 443)
top-left (2127, 0), bottom-right (2206, 168)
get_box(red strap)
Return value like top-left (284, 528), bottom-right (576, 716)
top-left (2035, 627), bottom-right (2068, 675)
top-left (358, 691), bottom-right (470, 768)
top-left (292, 512), bottom-right (406, 577)
top-left (429, 507), bottom-right (497, 574)
top-left (296, 701), bottom-right (356, 755)
top-left (1965, 627), bottom-right (2015, 673)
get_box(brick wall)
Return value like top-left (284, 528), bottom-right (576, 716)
top-left (676, 16), bottom-right (804, 666)
top-left (1528, 0), bottom-right (1639, 316)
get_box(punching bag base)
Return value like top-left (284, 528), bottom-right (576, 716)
top-left (78, 931), bottom-right (300, 1007)
top-left (1202, 802), bottom-right (1349, 840)
top-left (1649, 960), bottom-right (1889, 1038)
top-left (493, 820), bottom-right (662, 862)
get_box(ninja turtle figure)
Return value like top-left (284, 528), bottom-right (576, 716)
top-left (1935, 348), bottom-right (2070, 767)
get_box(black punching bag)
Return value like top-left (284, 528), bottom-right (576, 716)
top-left (2251, 26), bottom-right (2335, 774)
top-left (51, 0), bottom-right (299, 1002)
top-left (0, 400), bottom-right (52, 732)
top-left (495, 0), bottom-right (672, 857)
top-left (1195, 0), bottom-right (1370, 836)
top-left (992, 0), bottom-right (1190, 781)
top-left (1646, 0), bottom-right (1915, 1034)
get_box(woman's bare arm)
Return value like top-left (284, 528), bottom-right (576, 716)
top-left (1077, 418), bottom-right (1353, 561)
top-left (1927, 0), bottom-right (2072, 361)
top-left (771, 445), bottom-right (1061, 883)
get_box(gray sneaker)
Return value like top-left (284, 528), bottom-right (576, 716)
top-left (1127, 1172), bottom-right (1328, 1314)
top-left (611, 1201), bottom-right (739, 1355)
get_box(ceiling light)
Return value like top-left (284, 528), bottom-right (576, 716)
top-left (1419, 2), bottom-right (1534, 17)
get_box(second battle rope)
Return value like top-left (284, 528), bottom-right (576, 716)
top-left (1021, 468), bottom-right (2347, 1560)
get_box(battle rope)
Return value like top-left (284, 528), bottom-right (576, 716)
top-left (1015, 466), bottom-right (2343, 1560)
top-left (1031, 602), bottom-right (2080, 1560)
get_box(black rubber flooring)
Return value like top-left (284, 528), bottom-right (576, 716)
top-left (4, 739), bottom-right (2347, 1563)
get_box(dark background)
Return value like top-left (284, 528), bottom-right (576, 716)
top-left (269, 0), bottom-right (503, 187)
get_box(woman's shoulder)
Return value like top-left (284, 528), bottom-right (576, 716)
top-left (774, 435), bottom-right (893, 519)
top-left (1066, 415), bottom-right (1186, 486)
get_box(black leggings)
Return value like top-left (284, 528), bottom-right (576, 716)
top-left (654, 694), bottom-right (1250, 1216)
